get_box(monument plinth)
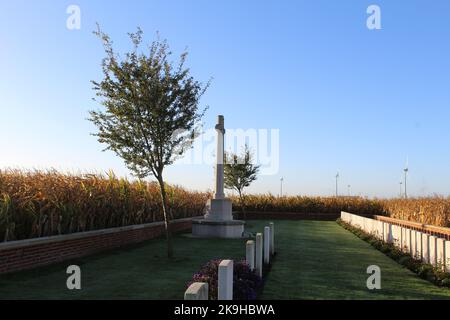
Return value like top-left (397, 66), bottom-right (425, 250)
top-left (192, 115), bottom-right (245, 238)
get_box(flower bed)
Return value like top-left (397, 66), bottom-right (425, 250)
top-left (188, 259), bottom-right (263, 300)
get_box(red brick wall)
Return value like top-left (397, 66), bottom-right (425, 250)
top-left (0, 218), bottom-right (195, 275)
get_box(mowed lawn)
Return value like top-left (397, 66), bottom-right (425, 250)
top-left (1, 220), bottom-right (450, 299)
top-left (261, 220), bottom-right (450, 299)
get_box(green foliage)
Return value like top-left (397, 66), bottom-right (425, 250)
top-left (88, 26), bottom-right (210, 257)
top-left (89, 26), bottom-right (210, 180)
top-left (224, 146), bottom-right (259, 217)
top-left (441, 277), bottom-right (450, 287)
top-left (224, 146), bottom-right (259, 194)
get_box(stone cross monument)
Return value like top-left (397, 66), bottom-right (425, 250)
top-left (192, 115), bottom-right (245, 238)
top-left (214, 115), bottom-right (226, 200)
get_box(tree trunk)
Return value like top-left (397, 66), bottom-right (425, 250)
top-left (157, 175), bottom-right (174, 259)
top-left (238, 191), bottom-right (246, 220)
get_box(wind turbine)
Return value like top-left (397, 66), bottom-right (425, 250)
top-left (399, 181), bottom-right (403, 198)
top-left (403, 157), bottom-right (409, 199)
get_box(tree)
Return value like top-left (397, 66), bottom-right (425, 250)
top-left (88, 25), bottom-right (210, 258)
top-left (224, 146), bottom-right (260, 220)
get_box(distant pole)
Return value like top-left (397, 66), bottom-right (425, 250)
top-left (335, 173), bottom-right (339, 197)
top-left (399, 181), bottom-right (403, 198)
top-left (404, 168), bottom-right (408, 199)
top-left (280, 177), bottom-right (284, 197)
top-left (347, 185), bottom-right (351, 197)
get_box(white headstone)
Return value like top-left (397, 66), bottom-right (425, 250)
top-left (369, 219), bottom-right (375, 234)
top-left (384, 223), bottom-right (393, 243)
top-left (391, 225), bottom-right (396, 245)
top-left (436, 238), bottom-right (446, 270)
top-left (380, 221), bottom-right (387, 242)
top-left (246, 240), bottom-right (255, 271)
top-left (362, 218), bottom-right (368, 232)
top-left (401, 228), bottom-right (407, 252)
top-left (184, 282), bottom-right (209, 300)
top-left (429, 235), bottom-right (438, 267)
top-left (376, 221), bottom-right (384, 240)
top-left (445, 241), bottom-right (450, 272)
top-left (400, 226), bottom-right (404, 248)
top-left (218, 260), bottom-right (233, 300)
top-left (255, 233), bottom-right (263, 277)
top-left (270, 222), bottom-right (275, 255)
top-left (422, 233), bottom-right (430, 264)
top-left (365, 217), bottom-right (369, 232)
top-left (264, 227), bottom-right (270, 265)
top-left (392, 225), bottom-right (401, 248)
top-left (411, 230), bottom-right (417, 258)
top-left (416, 231), bottom-right (423, 260)
top-left (371, 220), bottom-right (376, 234)
top-left (405, 228), bottom-right (411, 254)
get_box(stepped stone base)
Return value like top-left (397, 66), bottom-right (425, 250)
top-left (192, 219), bottom-right (245, 238)
top-left (203, 198), bottom-right (233, 221)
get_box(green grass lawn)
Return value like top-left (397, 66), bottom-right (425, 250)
top-left (1, 220), bottom-right (450, 300)
top-left (261, 220), bottom-right (450, 299)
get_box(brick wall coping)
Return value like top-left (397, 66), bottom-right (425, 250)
top-left (0, 216), bottom-right (202, 251)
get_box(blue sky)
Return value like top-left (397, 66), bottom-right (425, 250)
top-left (1, 0), bottom-right (450, 197)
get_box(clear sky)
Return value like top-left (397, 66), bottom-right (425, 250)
top-left (1, 0), bottom-right (450, 198)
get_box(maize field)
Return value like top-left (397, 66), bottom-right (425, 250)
top-left (1, 169), bottom-right (450, 242)
top-left (233, 194), bottom-right (450, 228)
top-left (0, 169), bottom-right (209, 242)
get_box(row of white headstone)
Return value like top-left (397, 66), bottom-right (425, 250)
top-left (246, 222), bottom-right (275, 277)
top-left (184, 222), bottom-right (275, 300)
top-left (341, 211), bottom-right (450, 271)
